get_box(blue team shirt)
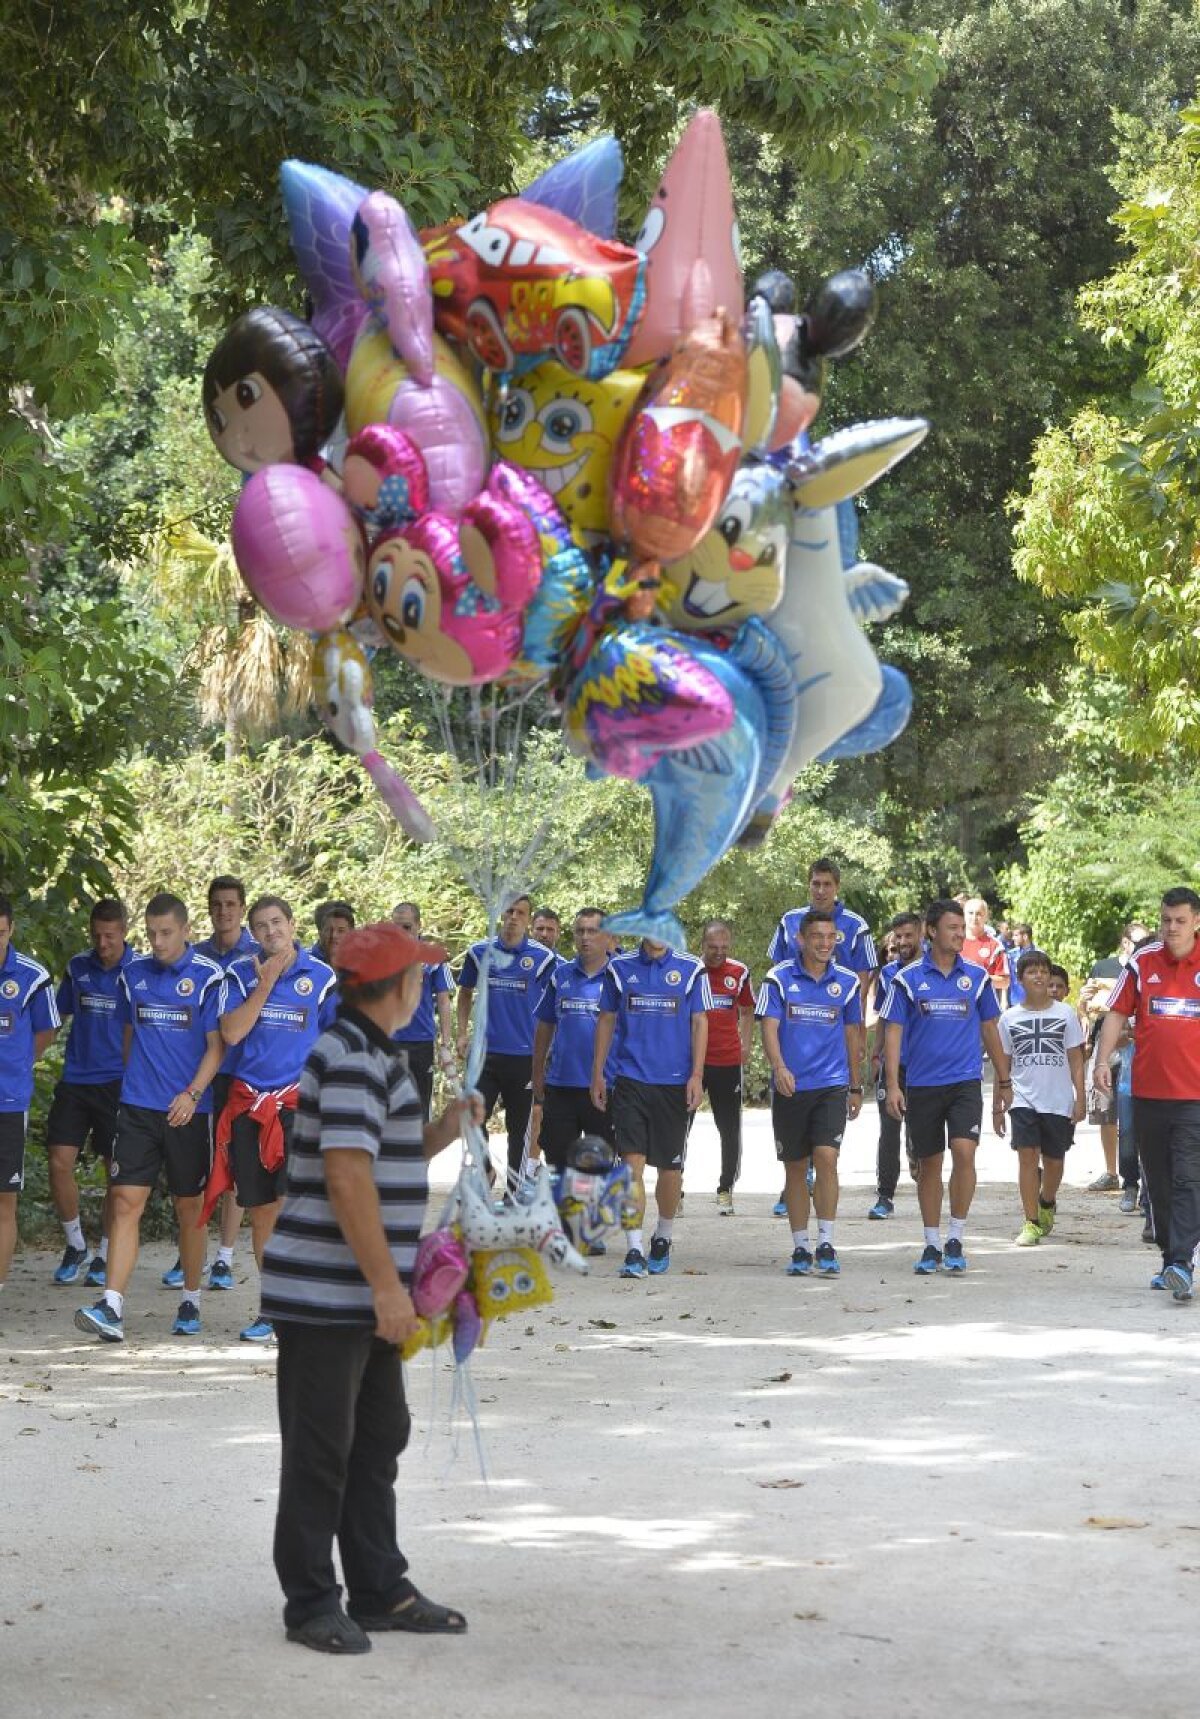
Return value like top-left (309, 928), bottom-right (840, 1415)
top-left (535, 959), bottom-right (610, 1088)
top-left (1006, 947), bottom-right (1044, 1008)
top-left (196, 927), bottom-right (259, 1075)
top-left (599, 947), bottom-right (711, 1085)
top-left (768, 900), bottom-right (877, 971)
top-left (394, 961), bottom-right (455, 1046)
top-left (116, 947), bottom-right (225, 1113)
top-left (756, 957), bottom-right (862, 1090)
top-left (223, 948), bottom-right (339, 1089)
top-left (56, 945), bottom-right (135, 1084)
top-left (0, 944), bottom-right (60, 1112)
top-left (459, 936), bottom-right (557, 1057)
top-left (879, 951), bottom-right (1000, 1087)
top-left (873, 958), bottom-right (913, 1067)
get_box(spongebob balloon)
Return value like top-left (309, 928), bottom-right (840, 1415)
top-left (470, 1246), bottom-right (554, 1340)
top-left (488, 361), bottom-right (645, 544)
top-left (659, 462), bottom-right (790, 635)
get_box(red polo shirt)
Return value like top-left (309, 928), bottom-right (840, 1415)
top-left (703, 959), bottom-right (756, 1066)
top-left (1107, 937), bottom-right (1200, 1100)
top-left (963, 935), bottom-right (1008, 983)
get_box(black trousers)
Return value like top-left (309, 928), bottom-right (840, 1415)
top-left (1135, 1097), bottom-right (1200, 1268)
top-left (273, 1321), bottom-right (411, 1628)
top-left (876, 1066), bottom-right (911, 1199)
top-left (479, 1052), bottom-right (534, 1175)
top-left (400, 1039), bottom-right (435, 1121)
top-left (694, 1063), bottom-right (743, 1192)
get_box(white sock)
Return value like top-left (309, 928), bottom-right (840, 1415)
top-left (628, 1230), bottom-right (644, 1255)
top-left (64, 1218), bottom-right (85, 1250)
top-left (817, 1219), bottom-right (835, 1246)
top-left (947, 1217), bottom-right (966, 1243)
top-left (103, 1290), bottom-right (124, 1316)
top-left (654, 1218), bottom-right (674, 1242)
top-left (923, 1226), bottom-right (942, 1249)
top-left (792, 1229), bottom-right (809, 1250)
top-left (182, 1286), bottom-right (202, 1306)
top-left (98, 1237), bottom-right (109, 1261)
top-left (217, 1245), bottom-right (234, 1268)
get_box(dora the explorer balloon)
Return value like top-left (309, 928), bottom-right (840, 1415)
top-left (202, 306), bottom-right (343, 475)
top-left (366, 479), bottom-right (542, 685)
top-left (659, 462), bottom-right (790, 635)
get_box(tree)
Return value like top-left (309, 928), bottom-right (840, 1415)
top-left (1013, 106), bottom-right (1200, 756)
top-left (732, 0), bottom-right (1200, 879)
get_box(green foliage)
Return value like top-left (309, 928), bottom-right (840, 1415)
top-left (1014, 106), bottom-right (1200, 756)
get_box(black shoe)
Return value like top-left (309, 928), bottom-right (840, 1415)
top-left (1142, 1221), bottom-right (1155, 1245)
top-left (286, 1610), bottom-right (371, 1654)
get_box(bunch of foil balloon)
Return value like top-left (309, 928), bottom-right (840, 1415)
top-left (203, 112), bottom-right (928, 948)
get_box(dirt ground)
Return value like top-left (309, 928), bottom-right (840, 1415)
top-left (2, 1101), bottom-right (1197, 1719)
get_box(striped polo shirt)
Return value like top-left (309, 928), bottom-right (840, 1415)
top-left (259, 1006), bottom-right (426, 1326)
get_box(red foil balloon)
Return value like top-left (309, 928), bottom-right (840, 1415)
top-left (610, 310), bottom-right (747, 566)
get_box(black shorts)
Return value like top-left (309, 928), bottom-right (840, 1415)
top-left (772, 1086), bottom-right (848, 1161)
top-left (0, 1111), bottom-right (27, 1191)
top-left (46, 1079), bottom-right (122, 1159)
top-left (400, 1040), bottom-right (435, 1120)
top-left (1008, 1107), bottom-right (1075, 1159)
top-left (611, 1077), bottom-right (688, 1170)
top-left (110, 1103), bottom-right (212, 1197)
top-left (539, 1084), bottom-right (615, 1169)
top-left (905, 1081), bottom-right (983, 1159)
top-left (230, 1107), bottom-right (293, 1207)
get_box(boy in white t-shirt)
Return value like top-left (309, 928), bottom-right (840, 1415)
top-left (995, 951), bottom-right (1086, 1245)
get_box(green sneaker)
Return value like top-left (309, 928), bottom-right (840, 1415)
top-left (1015, 1219), bottom-right (1042, 1247)
top-left (1037, 1202), bottom-right (1056, 1236)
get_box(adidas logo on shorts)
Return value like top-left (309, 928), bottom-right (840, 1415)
top-left (969, 1125), bottom-right (980, 1138)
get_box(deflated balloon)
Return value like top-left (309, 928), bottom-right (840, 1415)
top-left (350, 190), bottom-right (435, 385)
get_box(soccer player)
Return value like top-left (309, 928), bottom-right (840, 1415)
top-left (532, 907), bottom-right (615, 1171)
top-left (188, 874), bottom-right (259, 1291)
top-left (1093, 887), bottom-right (1200, 1300)
top-left (531, 908), bottom-right (562, 953)
top-left (0, 896), bottom-right (59, 1294)
top-left (456, 894), bottom-right (556, 1177)
top-left (757, 910), bottom-right (863, 1276)
top-left (996, 950), bottom-right (1086, 1245)
top-left (312, 900), bottom-right (356, 965)
top-left (389, 903), bottom-right (455, 1121)
top-left (867, 911), bottom-right (922, 1220)
top-left (591, 938), bottom-right (710, 1278)
top-left (214, 895), bottom-right (338, 1340)
top-left (767, 858), bottom-right (876, 1214)
top-left (47, 899), bottom-right (132, 1287)
top-left (695, 919), bottom-right (756, 1214)
top-left (881, 899), bottom-right (1012, 1275)
top-left (74, 894), bottom-right (224, 1343)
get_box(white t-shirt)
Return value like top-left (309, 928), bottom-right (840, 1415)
top-left (998, 1001), bottom-right (1085, 1117)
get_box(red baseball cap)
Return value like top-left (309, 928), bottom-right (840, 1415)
top-left (334, 921), bottom-right (448, 983)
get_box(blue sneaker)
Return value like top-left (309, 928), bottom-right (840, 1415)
top-left (786, 1246), bottom-right (813, 1276)
top-left (619, 1248), bottom-right (648, 1279)
top-left (868, 1198), bottom-right (894, 1220)
top-left (84, 1255), bottom-right (106, 1288)
top-left (74, 1300), bottom-right (124, 1343)
top-left (1163, 1263), bottom-right (1194, 1302)
top-left (647, 1236), bottom-right (671, 1276)
top-left (914, 1244), bottom-right (942, 1275)
top-left (53, 1244), bottom-right (89, 1285)
top-left (1150, 1272), bottom-right (1168, 1291)
top-left (943, 1238), bottom-right (968, 1273)
top-left (161, 1258), bottom-right (184, 1289)
top-left (172, 1300), bottom-right (202, 1336)
top-left (772, 1196), bottom-right (788, 1217)
top-left (240, 1317), bottom-right (275, 1343)
top-left (815, 1242), bottom-right (840, 1276)
top-left (582, 1238), bottom-right (607, 1258)
top-left (208, 1259), bottom-right (234, 1291)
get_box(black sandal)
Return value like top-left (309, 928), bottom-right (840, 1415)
top-left (286, 1609), bottom-right (372, 1654)
top-left (350, 1583), bottom-right (467, 1634)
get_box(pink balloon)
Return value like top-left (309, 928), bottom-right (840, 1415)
top-left (351, 190), bottom-right (435, 385)
top-left (232, 465), bottom-right (365, 632)
top-left (623, 110), bottom-right (744, 368)
top-left (341, 424), bottom-right (430, 531)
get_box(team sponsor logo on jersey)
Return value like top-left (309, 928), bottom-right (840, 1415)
top-left (0, 1010), bottom-right (14, 1035)
top-left (1149, 996), bottom-right (1200, 1020)
top-left (628, 994), bottom-right (678, 1013)
top-left (490, 975), bottom-right (527, 992)
top-left (294, 976), bottom-right (313, 996)
top-left (79, 991), bottom-right (117, 1012)
top-left (787, 1003), bottom-right (839, 1024)
top-left (560, 997), bottom-right (599, 1015)
top-left (176, 977), bottom-right (195, 997)
top-left (260, 1005), bottom-right (308, 1030)
top-left (0, 980), bottom-right (18, 999)
top-left (957, 976), bottom-right (972, 992)
top-left (135, 1003), bottom-right (191, 1029)
top-left (666, 970), bottom-right (681, 986)
top-left (918, 999), bottom-right (969, 1018)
